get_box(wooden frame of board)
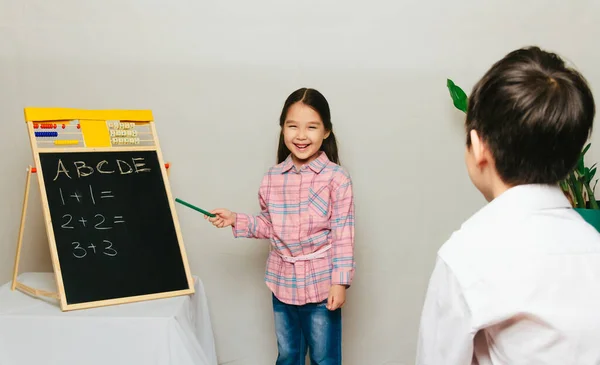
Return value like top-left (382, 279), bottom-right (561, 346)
top-left (12, 108), bottom-right (195, 311)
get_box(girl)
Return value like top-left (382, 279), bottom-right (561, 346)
top-left (207, 88), bottom-right (355, 365)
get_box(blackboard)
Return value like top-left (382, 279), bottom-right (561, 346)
top-left (38, 150), bottom-right (192, 307)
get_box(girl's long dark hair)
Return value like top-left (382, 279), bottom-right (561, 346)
top-left (277, 88), bottom-right (339, 164)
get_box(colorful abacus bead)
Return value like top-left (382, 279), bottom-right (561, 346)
top-left (35, 131), bottom-right (58, 137)
top-left (54, 140), bottom-right (78, 145)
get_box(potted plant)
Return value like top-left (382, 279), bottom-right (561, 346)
top-left (446, 79), bottom-right (600, 232)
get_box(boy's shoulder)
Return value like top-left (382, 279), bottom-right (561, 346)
top-left (437, 196), bottom-right (600, 288)
top-left (435, 201), bottom-right (520, 287)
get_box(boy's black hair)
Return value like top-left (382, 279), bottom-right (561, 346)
top-left (466, 46), bottom-right (595, 185)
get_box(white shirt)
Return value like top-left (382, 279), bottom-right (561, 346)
top-left (416, 184), bottom-right (600, 365)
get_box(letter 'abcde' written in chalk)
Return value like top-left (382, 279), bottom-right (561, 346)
top-left (53, 157), bottom-right (151, 181)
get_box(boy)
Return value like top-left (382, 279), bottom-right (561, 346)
top-left (416, 46), bottom-right (600, 364)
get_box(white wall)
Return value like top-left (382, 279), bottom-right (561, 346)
top-left (1, 1), bottom-right (599, 364)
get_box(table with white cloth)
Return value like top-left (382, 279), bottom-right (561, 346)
top-left (0, 272), bottom-right (218, 365)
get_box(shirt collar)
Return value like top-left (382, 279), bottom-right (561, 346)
top-left (279, 151), bottom-right (330, 174)
top-left (462, 184), bottom-right (572, 229)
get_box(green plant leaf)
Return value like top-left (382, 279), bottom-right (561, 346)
top-left (570, 171), bottom-right (586, 208)
top-left (582, 143), bottom-right (591, 156)
top-left (584, 180), bottom-right (599, 209)
top-left (576, 143), bottom-right (592, 176)
top-left (447, 79), bottom-right (468, 113)
top-left (559, 180), bottom-right (569, 191)
top-left (577, 155), bottom-right (586, 174)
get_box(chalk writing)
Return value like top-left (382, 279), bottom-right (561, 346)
top-left (72, 242), bottom-right (87, 259)
top-left (70, 240), bottom-right (118, 259)
top-left (70, 191), bottom-right (82, 203)
top-left (89, 185), bottom-right (96, 205)
top-left (94, 214), bottom-right (112, 230)
top-left (57, 185), bottom-right (124, 260)
top-left (61, 214), bottom-right (74, 229)
top-left (59, 213), bottom-right (126, 230)
top-left (103, 240), bottom-right (117, 257)
top-left (53, 157), bottom-right (152, 181)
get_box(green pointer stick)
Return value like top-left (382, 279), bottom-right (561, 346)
top-left (175, 198), bottom-right (216, 217)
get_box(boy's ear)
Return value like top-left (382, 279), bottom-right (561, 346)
top-left (470, 129), bottom-right (491, 167)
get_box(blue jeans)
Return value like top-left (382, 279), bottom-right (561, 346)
top-left (272, 295), bottom-right (342, 365)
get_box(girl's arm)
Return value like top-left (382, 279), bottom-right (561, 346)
top-left (208, 175), bottom-right (273, 239)
top-left (330, 175), bottom-right (355, 286)
top-left (232, 184), bottom-right (272, 239)
top-left (232, 174), bottom-right (273, 239)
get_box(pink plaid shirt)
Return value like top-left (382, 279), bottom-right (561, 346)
top-left (233, 152), bottom-right (355, 305)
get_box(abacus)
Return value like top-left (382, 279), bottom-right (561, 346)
top-left (27, 108), bottom-right (158, 150)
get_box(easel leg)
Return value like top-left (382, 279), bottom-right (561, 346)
top-left (12, 166), bottom-right (33, 291)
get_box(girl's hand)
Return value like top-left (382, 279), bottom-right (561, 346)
top-left (205, 209), bottom-right (236, 228)
top-left (326, 284), bottom-right (347, 311)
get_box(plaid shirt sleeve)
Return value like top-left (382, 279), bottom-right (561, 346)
top-left (232, 175), bottom-right (273, 239)
top-left (331, 174), bottom-right (355, 286)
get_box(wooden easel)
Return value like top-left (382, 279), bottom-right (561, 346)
top-left (11, 165), bottom-right (60, 299)
top-left (11, 107), bottom-right (191, 311)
